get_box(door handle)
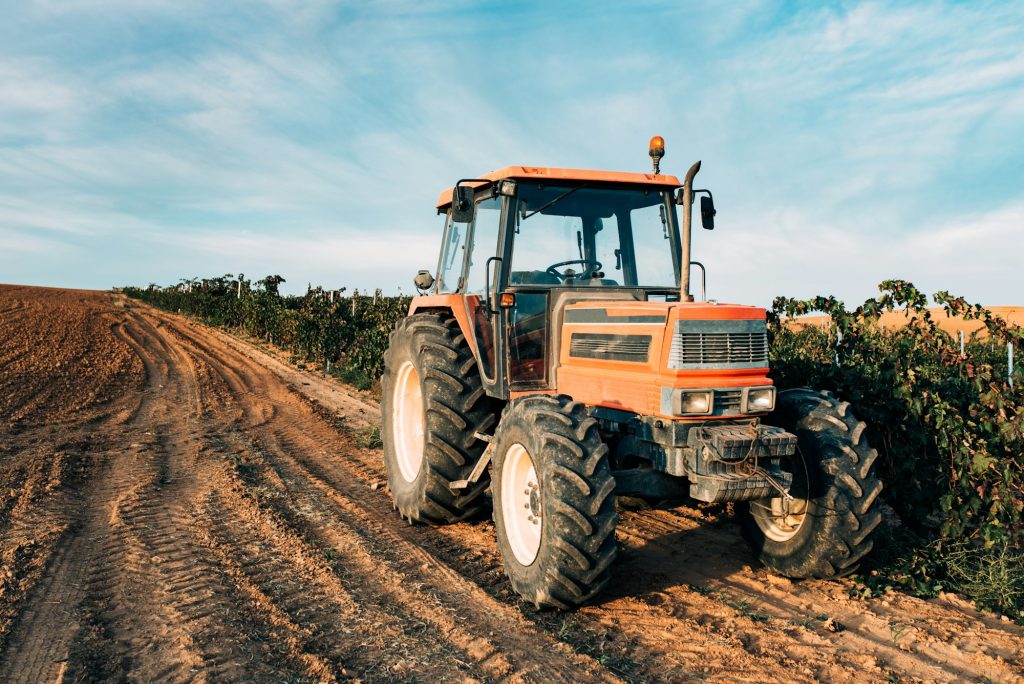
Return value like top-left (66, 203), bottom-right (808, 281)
top-left (485, 256), bottom-right (502, 315)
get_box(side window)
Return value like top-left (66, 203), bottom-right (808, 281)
top-left (437, 213), bottom-right (466, 293)
top-left (464, 197), bottom-right (502, 294)
top-left (464, 196), bottom-right (502, 381)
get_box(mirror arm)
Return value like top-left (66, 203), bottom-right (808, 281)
top-left (455, 178), bottom-right (493, 187)
top-left (454, 178), bottom-right (494, 203)
top-left (694, 188), bottom-right (716, 229)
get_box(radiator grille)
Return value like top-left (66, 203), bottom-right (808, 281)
top-left (668, 320), bottom-right (768, 369)
top-left (569, 333), bottom-right (651, 362)
top-left (712, 389), bottom-right (743, 415)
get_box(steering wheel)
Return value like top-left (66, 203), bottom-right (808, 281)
top-left (546, 259), bottom-right (604, 281)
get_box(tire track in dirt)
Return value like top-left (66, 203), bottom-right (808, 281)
top-left (153, 324), bottom-right (478, 680)
top-left (606, 507), bottom-right (1022, 682)
top-left (62, 309), bottom-right (364, 682)
top-left (3, 308), bottom-right (210, 682)
top-left (3, 293), bottom-right (360, 682)
top-left (0, 290), bottom-right (149, 680)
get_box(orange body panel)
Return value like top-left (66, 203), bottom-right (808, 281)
top-left (436, 166), bottom-right (682, 209)
top-left (555, 301), bottom-right (771, 419)
top-left (409, 294), bottom-right (773, 421)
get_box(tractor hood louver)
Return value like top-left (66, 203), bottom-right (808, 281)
top-left (569, 333), bottom-right (651, 363)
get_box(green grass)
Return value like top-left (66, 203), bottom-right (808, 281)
top-left (355, 425), bottom-right (383, 449)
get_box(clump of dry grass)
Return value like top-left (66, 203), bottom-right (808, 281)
top-left (944, 540), bottom-right (1024, 621)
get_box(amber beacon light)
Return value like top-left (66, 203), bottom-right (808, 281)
top-left (649, 135), bottom-right (665, 174)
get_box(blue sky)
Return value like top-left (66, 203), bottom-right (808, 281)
top-left (1, 1), bottom-right (1022, 305)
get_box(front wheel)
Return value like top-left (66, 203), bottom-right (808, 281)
top-left (492, 396), bottom-right (618, 609)
top-left (739, 389), bottom-right (884, 578)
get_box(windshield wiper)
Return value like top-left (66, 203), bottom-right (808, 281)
top-left (521, 184), bottom-right (588, 220)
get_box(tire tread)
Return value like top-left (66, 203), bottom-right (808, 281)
top-left (741, 388), bottom-right (883, 578)
top-left (382, 313), bottom-right (497, 525)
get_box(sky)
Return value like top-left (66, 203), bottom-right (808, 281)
top-left (1, 0), bottom-right (1022, 306)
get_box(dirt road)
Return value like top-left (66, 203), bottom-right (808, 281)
top-left (1, 285), bottom-right (1021, 683)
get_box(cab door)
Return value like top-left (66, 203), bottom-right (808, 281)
top-left (461, 194), bottom-right (507, 397)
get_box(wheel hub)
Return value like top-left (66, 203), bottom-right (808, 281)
top-left (528, 485), bottom-right (541, 519)
top-left (751, 496), bottom-right (809, 542)
top-left (501, 443), bottom-right (542, 566)
top-left (392, 361), bottom-right (425, 483)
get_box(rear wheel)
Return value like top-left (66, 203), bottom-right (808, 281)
top-left (382, 313), bottom-right (496, 524)
top-left (492, 395), bottom-right (618, 609)
top-left (739, 388), bottom-right (883, 578)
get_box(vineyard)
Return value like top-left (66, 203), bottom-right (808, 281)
top-left (123, 275), bottom-right (410, 389)
top-left (123, 276), bottom-right (1024, 623)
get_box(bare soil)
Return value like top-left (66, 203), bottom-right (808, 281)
top-left (1, 285), bottom-right (1021, 683)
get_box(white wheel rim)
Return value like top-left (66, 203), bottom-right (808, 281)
top-left (751, 496), bottom-right (809, 542)
top-left (392, 361), bottom-right (425, 483)
top-left (501, 443), bottom-right (542, 565)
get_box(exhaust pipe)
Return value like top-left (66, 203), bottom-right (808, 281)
top-left (680, 160), bottom-right (701, 303)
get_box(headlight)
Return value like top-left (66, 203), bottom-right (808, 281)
top-left (676, 390), bottom-right (713, 415)
top-left (744, 387), bottom-right (776, 413)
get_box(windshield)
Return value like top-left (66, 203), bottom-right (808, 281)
top-left (508, 183), bottom-right (680, 289)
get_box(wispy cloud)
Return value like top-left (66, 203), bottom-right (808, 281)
top-left (0, 227), bottom-right (76, 257)
top-left (700, 201), bottom-right (1024, 306)
top-left (0, 1), bottom-right (1021, 304)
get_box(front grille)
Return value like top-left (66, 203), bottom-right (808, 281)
top-left (668, 320), bottom-right (768, 369)
top-left (713, 389), bottom-right (742, 415)
top-left (570, 333), bottom-right (651, 363)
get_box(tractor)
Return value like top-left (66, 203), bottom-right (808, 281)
top-left (381, 137), bottom-right (883, 609)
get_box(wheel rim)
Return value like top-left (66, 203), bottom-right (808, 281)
top-left (501, 443), bottom-right (542, 566)
top-left (392, 361), bottom-right (425, 483)
top-left (751, 496), bottom-right (809, 542)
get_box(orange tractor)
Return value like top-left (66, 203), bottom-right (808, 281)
top-left (382, 138), bottom-right (883, 608)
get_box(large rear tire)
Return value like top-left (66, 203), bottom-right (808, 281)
top-left (739, 388), bottom-right (883, 578)
top-left (381, 313), bottom-right (496, 524)
top-left (491, 395), bottom-right (618, 609)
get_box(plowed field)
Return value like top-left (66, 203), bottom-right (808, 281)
top-left (1, 285), bottom-right (1021, 683)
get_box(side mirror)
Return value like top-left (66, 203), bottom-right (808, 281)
top-left (451, 185), bottom-right (476, 223)
top-left (414, 270), bottom-right (435, 292)
top-left (700, 194), bottom-right (716, 230)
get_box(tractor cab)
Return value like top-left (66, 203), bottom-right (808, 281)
top-left (419, 163), bottom-right (714, 401)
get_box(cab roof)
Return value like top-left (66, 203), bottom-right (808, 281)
top-left (435, 166), bottom-right (683, 209)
